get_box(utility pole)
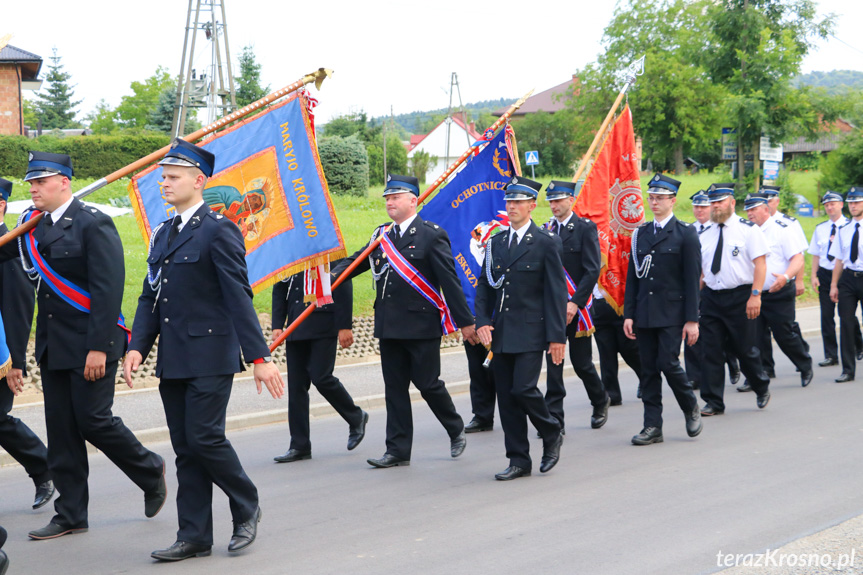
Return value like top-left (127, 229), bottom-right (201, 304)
top-left (444, 72), bottom-right (471, 169)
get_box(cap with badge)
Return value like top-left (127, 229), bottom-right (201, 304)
top-left (846, 186), bottom-right (863, 203)
top-left (708, 183), bottom-right (735, 202)
top-left (647, 173), bottom-right (681, 195)
top-left (382, 173), bottom-right (420, 197)
top-left (24, 151), bottom-right (74, 182)
top-left (0, 177), bottom-right (12, 201)
top-left (743, 192), bottom-right (770, 211)
top-left (504, 175), bottom-right (541, 201)
top-left (760, 185), bottom-right (780, 197)
top-left (821, 190), bottom-right (843, 204)
top-left (545, 180), bottom-right (577, 201)
top-left (158, 138), bottom-right (215, 177)
top-left (690, 190), bottom-right (710, 207)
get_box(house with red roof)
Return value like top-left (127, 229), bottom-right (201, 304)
top-left (407, 111), bottom-right (482, 182)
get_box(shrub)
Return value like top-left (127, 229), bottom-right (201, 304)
top-left (318, 135), bottom-right (369, 196)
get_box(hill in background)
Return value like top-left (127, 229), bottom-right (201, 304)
top-left (371, 97), bottom-right (517, 135)
top-left (794, 70), bottom-right (863, 94)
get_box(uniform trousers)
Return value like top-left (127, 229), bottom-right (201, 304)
top-left (42, 360), bottom-right (162, 528)
top-left (544, 334), bottom-right (607, 428)
top-left (284, 337), bottom-right (364, 452)
top-left (0, 381), bottom-right (50, 486)
top-left (684, 338), bottom-right (739, 385)
top-left (464, 340), bottom-right (495, 424)
top-left (637, 326), bottom-right (699, 428)
top-left (699, 285), bottom-right (769, 411)
top-left (160, 375), bottom-right (258, 547)
top-left (837, 270), bottom-right (863, 378)
top-left (378, 338), bottom-right (463, 460)
top-left (493, 351), bottom-right (561, 470)
top-left (591, 298), bottom-right (641, 403)
top-left (756, 283), bottom-right (812, 373)
top-left (817, 266), bottom-right (862, 361)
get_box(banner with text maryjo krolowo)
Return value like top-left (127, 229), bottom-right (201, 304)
top-left (419, 127), bottom-right (514, 313)
top-left (128, 92), bottom-right (346, 293)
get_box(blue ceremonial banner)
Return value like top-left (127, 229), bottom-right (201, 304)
top-left (420, 128), bottom-right (515, 313)
top-left (129, 91), bottom-right (346, 292)
top-left (0, 310), bottom-right (10, 379)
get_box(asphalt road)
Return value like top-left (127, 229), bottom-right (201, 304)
top-left (2, 336), bottom-right (862, 575)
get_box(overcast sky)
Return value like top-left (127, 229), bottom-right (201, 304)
top-left (4, 0), bottom-right (862, 127)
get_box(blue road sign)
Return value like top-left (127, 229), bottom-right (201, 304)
top-left (525, 150), bottom-right (540, 166)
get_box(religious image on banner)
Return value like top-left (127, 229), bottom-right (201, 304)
top-left (420, 125), bottom-right (518, 313)
top-left (128, 90), bottom-right (346, 293)
top-left (574, 104), bottom-right (643, 314)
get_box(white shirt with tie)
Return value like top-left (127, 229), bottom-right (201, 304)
top-left (829, 216), bottom-right (863, 272)
top-left (808, 216), bottom-right (848, 272)
top-left (757, 214), bottom-right (807, 291)
top-left (700, 216), bottom-right (769, 290)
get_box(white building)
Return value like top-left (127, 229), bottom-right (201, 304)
top-left (407, 113), bottom-right (482, 183)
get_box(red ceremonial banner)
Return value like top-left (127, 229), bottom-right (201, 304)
top-left (574, 105), bottom-right (643, 315)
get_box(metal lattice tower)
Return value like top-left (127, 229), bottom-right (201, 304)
top-left (170, 0), bottom-right (237, 137)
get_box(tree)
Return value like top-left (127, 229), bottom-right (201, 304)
top-left (704, 0), bottom-right (834, 190)
top-left (318, 135), bottom-right (369, 196)
top-left (235, 44), bottom-right (269, 107)
top-left (84, 99), bottom-right (119, 134)
top-left (21, 99), bottom-right (39, 129)
top-left (820, 130), bottom-right (863, 193)
top-left (34, 47), bottom-right (82, 129)
top-left (409, 149), bottom-right (435, 184)
top-left (146, 87), bottom-right (177, 133)
top-left (115, 66), bottom-right (174, 130)
top-left (511, 110), bottom-right (578, 177)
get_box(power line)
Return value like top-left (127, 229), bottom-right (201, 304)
top-left (828, 33), bottom-right (863, 55)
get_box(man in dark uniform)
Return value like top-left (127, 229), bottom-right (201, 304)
top-left (829, 186), bottom-right (863, 382)
top-left (0, 176), bottom-right (54, 511)
top-left (0, 153), bottom-right (166, 540)
top-left (476, 176), bottom-right (566, 480)
top-left (591, 288), bottom-right (642, 405)
top-left (808, 191), bottom-right (863, 367)
top-left (462, 337), bottom-right (496, 433)
top-left (332, 174), bottom-right (476, 468)
top-left (623, 174), bottom-right (702, 445)
top-left (697, 184), bottom-right (772, 414)
top-left (123, 140), bottom-right (284, 561)
top-left (542, 180), bottom-right (609, 431)
top-left (270, 268), bottom-right (368, 462)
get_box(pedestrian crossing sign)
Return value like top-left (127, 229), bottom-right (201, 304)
top-left (525, 151), bottom-right (540, 166)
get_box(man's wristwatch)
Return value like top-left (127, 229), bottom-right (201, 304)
top-left (783, 273), bottom-right (790, 282)
top-left (253, 356), bottom-right (273, 364)
top-left (751, 289), bottom-right (761, 296)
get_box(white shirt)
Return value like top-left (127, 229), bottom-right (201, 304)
top-left (175, 200), bottom-right (205, 232)
top-left (652, 213), bottom-right (674, 230)
top-left (509, 220), bottom-right (531, 246)
top-left (807, 216), bottom-right (847, 271)
top-left (780, 213), bottom-right (808, 250)
top-left (694, 220), bottom-right (712, 234)
top-left (49, 196), bottom-right (75, 222)
top-left (757, 215), bottom-right (807, 291)
top-left (829, 217), bottom-right (863, 271)
top-left (393, 213), bottom-right (418, 237)
top-left (700, 215), bottom-right (770, 290)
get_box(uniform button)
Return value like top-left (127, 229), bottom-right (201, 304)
top-left (45, 293), bottom-right (50, 298)
top-left (109, 341), bottom-right (114, 346)
top-left (163, 279), bottom-right (168, 284)
top-left (208, 329), bottom-right (212, 333)
top-left (164, 259), bottom-right (169, 264)
top-left (294, 300), bottom-right (300, 304)
top-left (651, 250), bottom-right (655, 254)
top-left (162, 298), bottom-right (168, 303)
top-left (505, 282), bottom-right (510, 286)
top-left (184, 256), bottom-right (188, 260)
top-left (649, 292), bottom-right (653, 295)
top-left (505, 294), bottom-right (509, 299)
top-left (164, 318), bottom-right (170, 323)
top-left (47, 314), bottom-right (53, 319)
top-left (504, 307), bottom-right (509, 311)
top-left (506, 268), bottom-right (510, 272)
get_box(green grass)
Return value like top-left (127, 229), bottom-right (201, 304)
top-left (4, 170), bottom-right (827, 330)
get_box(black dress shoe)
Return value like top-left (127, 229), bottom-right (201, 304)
top-left (228, 506), bottom-right (261, 552)
top-left (801, 368), bottom-right (813, 387)
top-left (609, 398), bottom-right (623, 406)
top-left (729, 370), bottom-right (741, 385)
top-left (590, 397), bottom-right (611, 429)
top-left (347, 411), bottom-right (369, 451)
top-left (737, 382), bottom-right (752, 392)
top-left (636, 385), bottom-right (643, 399)
top-left (835, 372), bottom-right (855, 383)
top-left (151, 540), bottom-right (212, 561)
top-left (32, 480), bottom-right (55, 510)
top-left (700, 405), bottom-right (724, 416)
top-left (631, 427), bottom-right (663, 445)
top-left (28, 522), bottom-right (88, 540)
top-left (857, 350), bottom-right (863, 361)
top-left (273, 449), bottom-right (311, 463)
top-left (495, 465), bottom-right (531, 480)
top-left (689, 380), bottom-right (700, 391)
top-left (145, 458), bottom-right (167, 518)
top-left (685, 408), bottom-right (703, 438)
top-left (0, 549), bottom-right (8, 575)
top-left (756, 390), bottom-right (771, 409)
top-left (464, 417), bottom-right (493, 433)
top-left (450, 430), bottom-right (467, 458)
top-left (539, 434), bottom-right (562, 473)
top-left (818, 357), bottom-right (839, 367)
top-left (766, 369), bottom-right (776, 379)
top-left (367, 453), bottom-right (410, 468)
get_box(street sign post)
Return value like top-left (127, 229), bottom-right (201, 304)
top-left (525, 150), bottom-right (539, 178)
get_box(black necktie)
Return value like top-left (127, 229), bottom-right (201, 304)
top-left (555, 221), bottom-right (561, 235)
top-left (699, 224), bottom-right (705, 233)
top-left (655, 223), bottom-right (661, 233)
top-left (827, 223), bottom-right (836, 262)
top-left (43, 213), bottom-right (54, 227)
top-left (167, 215), bottom-right (182, 246)
top-left (711, 223), bottom-right (724, 275)
top-left (509, 232), bottom-right (518, 250)
top-left (851, 223), bottom-right (860, 264)
top-left (389, 224), bottom-right (400, 241)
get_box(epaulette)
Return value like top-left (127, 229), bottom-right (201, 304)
top-left (815, 219), bottom-right (832, 227)
top-left (679, 220), bottom-right (690, 227)
top-left (782, 213), bottom-right (798, 222)
top-left (775, 219), bottom-right (788, 228)
top-left (537, 226), bottom-right (553, 237)
top-left (838, 221), bottom-right (852, 229)
top-left (206, 210), bottom-right (226, 221)
top-left (423, 220), bottom-right (440, 230)
top-left (739, 217), bottom-right (755, 226)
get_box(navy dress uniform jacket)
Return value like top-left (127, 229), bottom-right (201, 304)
top-left (334, 216), bottom-right (474, 339)
top-left (475, 221), bottom-right (568, 353)
top-left (0, 199), bottom-right (127, 369)
top-left (556, 216), bottom-right (601, 332)
top-left (130, 204), bottom-right (270, 377)
top-left (624, 216), bottom-right (701, 329)
top-left (271, 267), bottom-right (353, 340)
top-left (0, 223), bottom-right (35, 373)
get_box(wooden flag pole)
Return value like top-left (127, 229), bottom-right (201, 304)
top-left (0, 68), bottom-right (334, 248)
top-left (570, 56), bottom-right (645, 185)
top-left (269, 88), bottom-right (535, 352)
